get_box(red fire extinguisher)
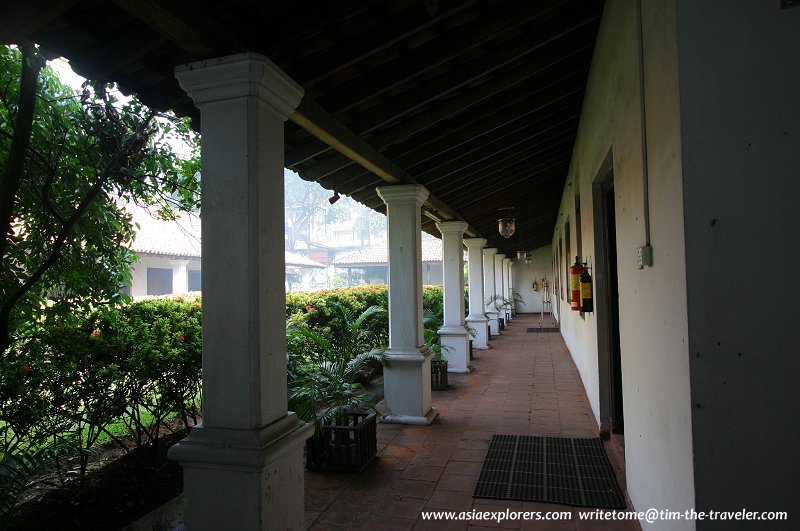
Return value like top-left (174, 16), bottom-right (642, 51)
top-left (580, 263), bottom-right (593, 313)
top-left (569, 256), bottom-right (584, 311)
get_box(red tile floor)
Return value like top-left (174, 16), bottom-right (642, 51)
top-left (304, 313), bottom-right (641, 530)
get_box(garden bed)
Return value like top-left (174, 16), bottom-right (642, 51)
top-left (6, 431), bottom-right (185, 531)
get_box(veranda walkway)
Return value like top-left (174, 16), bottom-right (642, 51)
top-left (304, 313), bottom-right (639, 530)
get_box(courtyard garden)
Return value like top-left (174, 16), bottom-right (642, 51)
top-left (0, 284), bottom-right (446, 529)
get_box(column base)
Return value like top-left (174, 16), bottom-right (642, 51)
top-left (487, 310), bottom-right (500, 336)
top-left (168, 414), bottom-right (312, 531)
top-left (465, 315), bottom-right (490, 349)
top-left (383, 347), bottom-right (436, 424)
top-left (438, 326), bottom-right (470, 373)
top-left (381, 407), bottom-right (439, 425)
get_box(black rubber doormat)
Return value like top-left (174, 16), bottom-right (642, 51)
top-left (473, 435), bottom-right (626, 508)
top-left (526, 327), bottom-right (560, 333)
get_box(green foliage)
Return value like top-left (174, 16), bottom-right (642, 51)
top-left (0, 297), bottom-right (201, 481)
top-left (286, 285), bottom-right (390, 345)
top-left (287, 303), bottom-right (387, 433)
top-left (0, 44), bottom-right (200, 353)
top-left (0, 444), bottom-right (78, 527)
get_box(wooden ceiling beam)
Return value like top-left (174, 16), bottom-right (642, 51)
top-left (449, 162), bottom-right (569, 211)
top-left (346, 25), bottom-right (598, 137)
top-left (291, 0), bottom-right (480, 88)
top-left (317, 0), bottom-right (571, 113)
top-left (421, 129), bottom-right (577, 186)
top-left (404, 107), bottom-right (579, 175)
top-left (390, 90), bottom-right (585, 166)
top-left (290, 63), bottom-right (587, 179)
top-left (287, 16), bottom-right (599, 165)
top-left (0, 0), bottom-right (81, 44)
top-left (289, 98), bottom-right (477, 236)
top-left (362, 51), bottom-right (591, 146)
top-left (439, 153), bottom-right (570, 206)
top-left (111, 0), bottom-right (216, 56)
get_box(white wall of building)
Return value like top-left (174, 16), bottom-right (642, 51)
top-left (511, 245), bottom-right (552, 314)
top-left (677, 0), bottom-right (800, 520)
top-left (129, 254), bottom-right (201, 298)
top-left (551, 0), bottom-right (694, 526)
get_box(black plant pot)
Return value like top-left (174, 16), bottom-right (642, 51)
top-left (431, 358), bottom-right (449, 390)
top-left (306, 412), bottom-right (377, 472)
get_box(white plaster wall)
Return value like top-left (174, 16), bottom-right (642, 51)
top-left (551, 1), bottom-right (694, 526)
top-left (511, 245), bottom-right (552, 314)
top-left (676, 1), bottom-right (800, 523)
top-left (129, 254), bottom-right (201, 298)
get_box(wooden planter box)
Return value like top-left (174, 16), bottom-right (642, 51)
top-left (431, 359), bottom-right (449, 390)
top-left (306, 412), bottom-right (377, 473)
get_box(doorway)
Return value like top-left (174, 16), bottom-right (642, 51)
top-left (593, 171), bottom-right (624, 442)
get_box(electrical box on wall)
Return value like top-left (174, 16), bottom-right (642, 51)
top-left (637, 245), bottom-right (653, 269)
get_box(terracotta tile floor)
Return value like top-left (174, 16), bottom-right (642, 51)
top-left (304, 314), bottom-right (641, 530)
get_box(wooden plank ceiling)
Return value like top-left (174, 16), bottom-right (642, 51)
top-left (1, 0), bottom-right (604, 255)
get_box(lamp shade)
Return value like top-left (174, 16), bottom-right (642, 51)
top-left (498, 218), bottom-right (515, 238)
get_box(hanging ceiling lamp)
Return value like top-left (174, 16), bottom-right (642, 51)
top-left (516, 250), bottom-right (527, 261)
top-left (498, 207), bottom-right (516, 238)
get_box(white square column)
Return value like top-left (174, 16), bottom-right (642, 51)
top-left (494, 253), bottom-right (507, 327)
top-left (167, 53), bottom-right (312, 531)
top-left (503, 257), bottom-right (513, 322)
top-left (170, 259), bottom-right (190, 294)
top-left (436, 221), bottom-right (470, 373)
top-left (483, 248), bottom-right (500, 337)
top-left (464, 238), bottom-right (489, 349)
top-left (376, 185), bottom-right (438, 425)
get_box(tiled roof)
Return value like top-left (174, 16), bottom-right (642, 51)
top-left (128, 204), bottom-right (202, 257)
top-left (285, 251), bottom-right (326, 268)
top-left (128, 204), bottom-right (324, 268)
top-left (334, 239), bottom-right (452, 266)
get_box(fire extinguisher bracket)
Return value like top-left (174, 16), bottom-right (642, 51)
top-left (569, 256), bottom-right (584, 312)
top-left (580, 263), bottom-right (593, 313)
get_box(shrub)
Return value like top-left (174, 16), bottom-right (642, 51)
top-left (0, 296), bottom-right (202, 471)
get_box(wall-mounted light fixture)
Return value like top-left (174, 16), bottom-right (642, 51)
top-left (498, 207), bottom-right (515, 238)
top-left (516, 250), bottom-right (527, 261)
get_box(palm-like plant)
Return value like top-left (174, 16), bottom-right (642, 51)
top-left (287, 304), bottom-right (387, 434)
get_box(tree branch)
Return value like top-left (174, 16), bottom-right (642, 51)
top-left (0, 104), bottom-right (158, 352)
top-left (0, 42), bottom-right (43, 266)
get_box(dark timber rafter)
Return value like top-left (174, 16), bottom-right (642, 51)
top-left (9, 0), bottom-right (605, 254)
top-left (290, 99), bottom-right (477, 236)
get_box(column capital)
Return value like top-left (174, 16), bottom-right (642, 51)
top-left (502, 257), bottom-right (512, 264)
top-left (464, 237), bottom-right (487, 249)
top-left (484, 247), bottom-right (498, 256)
top-left (436, 220), bottom-right (468, 235)
top-left (496, 253), bottom-right (506, 260)
top-left (176, 53), bottom-right (304, 117)
top-left (376, 184), bottom-right (429, 206)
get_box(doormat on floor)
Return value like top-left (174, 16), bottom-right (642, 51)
top-left (473, 435), bottom-right (626, 508)
top-left (526, 327), bottom-right (560, 333)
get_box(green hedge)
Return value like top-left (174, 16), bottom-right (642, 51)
top-left (286, 284), bottom-right (445, 342)
top-left (0, 297), bottom-right (202, 466)
top-left (2, 286), bottom-right (448, 468)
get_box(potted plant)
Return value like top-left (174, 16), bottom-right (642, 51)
top-left (464, 322), bottom-right (477, 360)
top-left (423, 302), bottom-right (449, 390)
top-left (429, 349), bottom-right (449, 390)
top-left (287, 304), bottom-right (387, 472)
